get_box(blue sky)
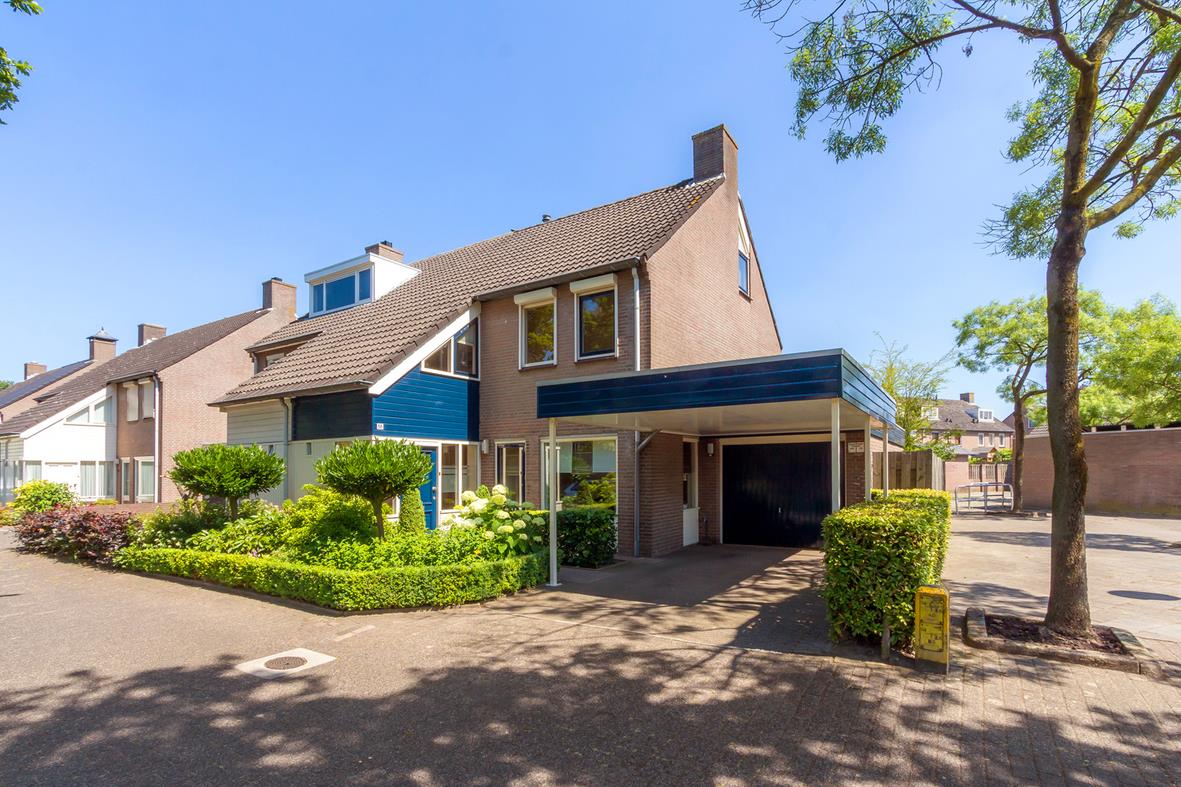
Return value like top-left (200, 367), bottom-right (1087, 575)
top-left (2, 2), bottom-right (1178, 416)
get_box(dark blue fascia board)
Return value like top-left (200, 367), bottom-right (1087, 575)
top-left (537, 350), bottom-right (896, 425)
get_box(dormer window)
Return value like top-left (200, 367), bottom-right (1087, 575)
top-left (923, 406), bottom-right (940, 421)
top-left (978, 409), bottom-right (993, 421)
top-left (422, 319), bottom-right (479, 379)
top-left (311, 268), bottom-right (372, 316)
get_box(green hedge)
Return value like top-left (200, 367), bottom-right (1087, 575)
top-left (822, 489), bottom-right (951, 646)
top-left (558, 507), bottom-right (617, 567)
top-left (115, 547), bottom-right (547, 610)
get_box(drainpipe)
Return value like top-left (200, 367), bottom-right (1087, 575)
top-left (631, 266), bottom-right (642, 557)
top-left (152, 375), bottom-right (161, 504)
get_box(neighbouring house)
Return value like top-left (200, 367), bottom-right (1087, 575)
top-left (0, 332), bottom-right (118, 427)
top-left (1022, 423), bottom-right (1181, 516)
top-left (925, 393), bottom-right (1014, 459)
top-left (0, 279), bottom-right (296, 504)
top-left (214, 125), bottom-right (898, 556)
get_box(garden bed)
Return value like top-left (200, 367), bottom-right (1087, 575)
top-left (117, 547), bottom-right (547, 611)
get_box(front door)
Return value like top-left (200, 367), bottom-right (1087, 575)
top-left (722, 442), bottom-right (833, 548)
top-left (419, 448), bottom-right (438, 530)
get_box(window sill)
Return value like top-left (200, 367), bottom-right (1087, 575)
top-left (575, 352), bottom-right (618, 364)
top-left (738, 289), bottom-right (753, 302)
top-left (519, 361), bottom-right (558, 371)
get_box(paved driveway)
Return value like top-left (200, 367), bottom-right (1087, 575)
top-left (945, 514), bottom-right (1181, 652)
top-left (2, 529), bottom-right (1180, 785)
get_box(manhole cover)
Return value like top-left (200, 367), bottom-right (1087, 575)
top-left (264, 656), bottom-right (308, 670)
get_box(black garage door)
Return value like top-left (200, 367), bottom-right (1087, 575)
top-left (722, 442), bottom-right (837, 548)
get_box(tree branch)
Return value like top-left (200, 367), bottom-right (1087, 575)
top-left (1088, 132), bottom-right (1181, 226)
top-left (951, 0), bottom-right (1089, 68)
top-left (1134, 0), bottom-right (1181, 23)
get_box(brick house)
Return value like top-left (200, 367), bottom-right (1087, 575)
top-left (925, 393), bottom-right (1014, 459)
top-left (215, 126), bottom-right (897, 557)
top-left (0, 332), bottom-right (119, 427)
top-left (0, 279), bottom-right (295, 504)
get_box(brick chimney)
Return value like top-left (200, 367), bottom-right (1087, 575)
top-left (692, 125), bottom-right (738, 183)
top-left (366, 241), bottom-right (404, 264)
top-left (87, 328), bottom-right (117, 363)
top-left (138, 323), bottom-right (166, 346)
top-left (24, 362), bottom-right (47, 380)
top-left (262, 277), bottom-right (297, 319)
top-left (960, 392), bottom-right (975, 403)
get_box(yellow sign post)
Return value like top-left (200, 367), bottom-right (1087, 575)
top-left (914, 585), bottom-right (950, 672)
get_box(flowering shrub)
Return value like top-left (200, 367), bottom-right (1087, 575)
top-left (13, 507), bottom-right (137, 565)
top-left (11, 480), bottom-right (75, 514)
top-left (443, 484), bottom-right (547, 558)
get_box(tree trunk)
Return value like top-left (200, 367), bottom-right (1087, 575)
top-left (1044, 204), bottom-right (1091, 636)
top-left (1010, 394), bottom-right (1025, 513)
top-left (372, 499), bottom-right (386, 540)
top-left (229, 497), bottom-right (239, 521)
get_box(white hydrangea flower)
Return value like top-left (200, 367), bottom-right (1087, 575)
top-left (532, 535), bottom-right (543, 543)
top-left (512, 519), bottom-right (526, 530)
top-left (491, 484), bottom-right (509, 496)
top-left (483, 530), bottom-right (496, 540)
top-left (518, 533), bottom-right (529, 541)
top-left (469, 498), bottom-right (488, 513)
top-left (490, 493), bottom-right (507, 506)
top-left (495, 510), bottom-right (510, 520)
top-left (461, 490), bottom-right (477, 504)
top-left (496, 524), bottom-right (514, 534)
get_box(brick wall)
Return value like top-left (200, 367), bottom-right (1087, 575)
top-left (1022, 428), bottom-right (1181, 515)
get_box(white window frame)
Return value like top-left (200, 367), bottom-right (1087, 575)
top-left (515, 287), bottom-right (558, 369)
top-left (978, 409), bottom-right (993, 422)
top-left (120, 459), bottom-right (132, 500)
top-left (682, 437), bottom-right (699, 510)
top-left (570, 274), bottom-right (618, 361)
top-left (135, 456), bottom-right (156, 503)
top-left (309, 267), bottom-right (374, 317)
top-left (434, 441), bottom-right (481, 513)
top-left (420, 319), bottom-right (481, 381)
top-left (123, 383), bottom-right (139, 422)
top-left (495, 440), bottom-right (527, 503)
top-left (738, 250), bottom-right (751, 296)
top-left (141, 380), bottom-right (155, 420)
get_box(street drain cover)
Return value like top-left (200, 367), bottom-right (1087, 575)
top-left (235, 648), bottom-right (335, 680)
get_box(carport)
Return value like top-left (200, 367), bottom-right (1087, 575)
top-left (536, 350), bottom-right (898, 586)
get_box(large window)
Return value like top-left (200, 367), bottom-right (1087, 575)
top-left (496, 443), bottom-right (525, 503)
top-left (310, 267), bottom-right (375, 316)
top-left (738, 251), bottom-right (750, 295)
top-left (79, 461), bottom-right (115, 499)
top-left (577, 290), bottom-right (616, 359)
top-left (136, 459), bottom-right (155, 502)
top-left (521, 302), bottom-right (556, 367)
top-left (23, 461), bottom-right (41, 483)
top-left (422, 319), bottom-right (479, 378)
top-left (124, 384), bottom-right (139, 422)
top-left (141, 382), bottom-right (155, 419)
top-left (438, 443), bottom-right (479, 510)
top-left (541, 437), bottom-right (617, 509)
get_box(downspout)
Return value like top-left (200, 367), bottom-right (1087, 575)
top-left (152, 375), bottom-right (161, 504)
top-left (631, 265), bottom-right (642, 557)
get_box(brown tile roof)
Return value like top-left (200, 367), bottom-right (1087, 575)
top-left (0, 360), bottom-right (92, 410)
top-left (928, 398), bottom-right (1015, 434)
top-left (0, 309), bottom-right (273, 436)
top-left (217, 176), bottom-right (723, 404)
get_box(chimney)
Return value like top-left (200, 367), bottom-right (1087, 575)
top-left (138, 323), bottom-right (166, 346)
top-left (366, 241), bottom-right (404, 264)
top-left (24, 362), bottom-right (47, 380)
top-left (262, 277), bottom-right (297, 320)
top-left (87, 328), bottom-right (117, 363)
top-left (960, 392), bottom-right (975, 403)
top-left (692, 124), bottom-right (738, 183)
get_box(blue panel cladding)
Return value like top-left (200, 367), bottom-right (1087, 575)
top-left (537, 353), bottom-right (843, 419)
top-left (839, 353), bottom-right (897, 426)
top-left (372, 367), bottom-right (479, 442)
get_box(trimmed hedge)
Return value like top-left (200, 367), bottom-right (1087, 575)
top-left (822, 489), bottom-right (951, 646)
top-left (115, 547), bottom-right (547, 610)
top-left (558, 507), bottom-right (617, 567)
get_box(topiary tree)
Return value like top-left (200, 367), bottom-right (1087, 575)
top-left (168, 444), bottom-right (285, 520)
top-left (314, 439), bottom-right (432, 539)
top-left (397, 488), bottom-right (425, 533)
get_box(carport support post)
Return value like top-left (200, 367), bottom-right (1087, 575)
top-left (830, 400), bottom-right (841, 513)
top-left (547, 417), bottom-right (560, 587)
top-left (863, 422), bottom-right (872, 502)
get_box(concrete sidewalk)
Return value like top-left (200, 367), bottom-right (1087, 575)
top-left (3, 529), bottom-right (1180, 785)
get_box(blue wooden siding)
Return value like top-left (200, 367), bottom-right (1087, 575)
top-left (536, 350), bottom-right (896, 425)
top-left (293, 391), bottom-right (372, 440)
top-left (372, 367), bottom-right (479, 442)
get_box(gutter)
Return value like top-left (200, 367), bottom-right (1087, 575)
top-left (476, 257), bottom-right (641, 303)
top-left (280, 397), bottom-right (292, 501)
top-left (152, 374), bottom-right (161, 505)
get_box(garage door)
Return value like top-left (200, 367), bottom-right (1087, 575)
top-left (722, 442), bottom-right (834, 548)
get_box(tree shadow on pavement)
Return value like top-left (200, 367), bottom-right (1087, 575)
top-left (1, 640), bottom-right (1177, 785)
top-left (956, 530), bottom-right (1179, 554)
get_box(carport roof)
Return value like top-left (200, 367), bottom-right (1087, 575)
top-left (536, 350), bottom-right (897, 436)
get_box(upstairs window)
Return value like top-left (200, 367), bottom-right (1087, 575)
top-left (124, 384), bottom-right (139, 422)
top-left (421, 319), bottom-right (479, 378)
top-left (141, 381), bottom-right (155, 419)
top-left (309, 267), bottom-right (374, 316)
top-left (738, 251), bottom-right (750, 296)
top-left (978, 409), bottom-right (993, 421)
top-left (522, 302), bottom-right (555, 366)
top-left (577, 290), bottom-right (615, 359)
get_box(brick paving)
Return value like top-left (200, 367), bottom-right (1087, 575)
top-left (2, 530), bottom-right (1179, 785)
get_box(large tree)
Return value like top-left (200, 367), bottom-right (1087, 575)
top-left (1091, 295), bottom-right (1181, 424)
top-left (748, 0), bottom-right (1181, 635)
top-left (2, 0), bottom-right (41, 124)
top-left (954, 291), bottom-right (1108, 511)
